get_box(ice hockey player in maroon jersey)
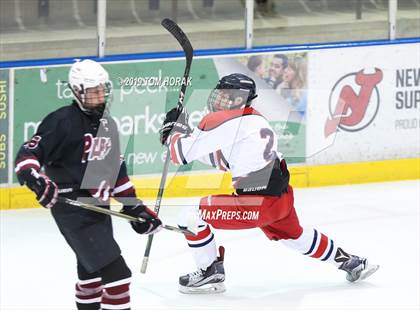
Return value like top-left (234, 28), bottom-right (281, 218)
top-left (159, 73), bottom-right (379, 294)
top-left (15, 59), bottom-right (162, 310)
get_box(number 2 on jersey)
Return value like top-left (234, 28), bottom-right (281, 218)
top-left (260, 128), bottom-right (276, 161)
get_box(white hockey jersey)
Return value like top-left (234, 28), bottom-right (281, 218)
top-left (168, 107), bottom-right (283, 180)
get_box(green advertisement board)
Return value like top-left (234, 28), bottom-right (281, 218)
top-left (12, 53), bottom-right (306, 182)
top-left (0, 69), bottom-right (9, 184)
top-left (13, 59), bottom-right (219, 181)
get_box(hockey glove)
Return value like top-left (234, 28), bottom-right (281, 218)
top-left (159, 107), bottom-right (192, 145)
top-left (121, 202), bottom-right (162, 235)
top-left (17, 168), bottom-right (58, 208)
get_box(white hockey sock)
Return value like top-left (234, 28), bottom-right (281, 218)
top-left (281, 227), bottom-right (341, 267)
top-left (187, 224), bottom-right (217, 270)
top-left (178, 206), bottom-right (217, 270)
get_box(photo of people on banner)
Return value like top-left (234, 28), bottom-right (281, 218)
top-left (244, 53), bottom-right (307, 116)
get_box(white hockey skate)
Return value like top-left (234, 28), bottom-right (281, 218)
top-left (339, 253), bottom-right (379, 282)
top-left (179, 246), bottom-right (226, 294)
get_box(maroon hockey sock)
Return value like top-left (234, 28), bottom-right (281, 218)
top-left (101, 278), bottom-right (131, 310)
top-left (75, 277), bottom-right (102, 310)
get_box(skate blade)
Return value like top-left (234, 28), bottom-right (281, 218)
top-left (359, 264), bottom-right (379, 281)
top-left (179, 282), bottom-right (226, 294)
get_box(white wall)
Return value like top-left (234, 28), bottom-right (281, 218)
top-left (306, 43), bottom-right (420, 165)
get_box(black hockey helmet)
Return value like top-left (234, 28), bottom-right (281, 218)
top-left (207, 73), bottom-right (258, 112)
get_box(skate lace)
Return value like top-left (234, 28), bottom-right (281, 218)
top-left (189, 269), bottom-right (203, 280)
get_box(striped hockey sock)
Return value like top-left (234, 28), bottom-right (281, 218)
top-left (282, 227), bottom-right (345, 267)
top-left (75, 277), bottom-right (103, 310)
top-left (101, 277), bottom-right (131, 310)
top-left (185, 224), bottom-right (218, 270)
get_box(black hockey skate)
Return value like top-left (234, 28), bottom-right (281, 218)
top-left (179, 246), bottom-right (225, 294)
top-left (338, 251), bottom-right (379, 282)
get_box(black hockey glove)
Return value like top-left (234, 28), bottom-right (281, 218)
top-left (159, 107), bottom-right (192, 145)
top-left (121, 202), bottom-right (162, 235)
top-left (17, 168), bottom-right (58, 208)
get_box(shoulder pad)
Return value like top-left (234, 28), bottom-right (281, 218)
top-left (38, 104), bottom-right (74, 131)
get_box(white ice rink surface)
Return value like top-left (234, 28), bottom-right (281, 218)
top-left (1, 180), bottom-right (419, 310)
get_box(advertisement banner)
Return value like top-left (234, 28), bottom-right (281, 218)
top-left (233, 52), bottom-right (307, 163)
top-left (13, 59), bottom-right (218, 181)
top-left (13, 53), bottom-right (306, 182)
top-left (0, 69), bottom-right (9, 184)
top-left (306, 43), bottom-right (420, 165)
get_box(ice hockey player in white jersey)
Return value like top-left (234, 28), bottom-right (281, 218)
top-left (159, 73), bottom-right (379, 294)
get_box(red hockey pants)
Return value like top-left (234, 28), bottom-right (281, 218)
top-left (199, 186), bottom-right (303, 240)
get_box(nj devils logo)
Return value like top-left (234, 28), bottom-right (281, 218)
top-left (325, 68), bottom-right (383, 137)
top-left (81, 133), bottom-right (112, 163)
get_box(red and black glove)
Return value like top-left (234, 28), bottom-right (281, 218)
top-left (17, 168), bottom-right (58, 208)
top-left (121, 202), bottom-right (162, 235)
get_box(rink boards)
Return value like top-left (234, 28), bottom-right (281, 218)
top-left (0, 38), bottom-right (419, 210)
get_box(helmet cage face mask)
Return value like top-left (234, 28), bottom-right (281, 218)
top-left (68, 60), bottom-right (112, 117)
top-left (70, 81), bottom-right (112, 116)
top-left (207, 88), bottom-right (250, 112)
top-left (207, 73), bottom-right (257, 112)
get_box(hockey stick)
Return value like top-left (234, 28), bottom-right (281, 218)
top-left (140, 18), bottom-right (194, 274)
top-left (59, 197), bottom-right (194, 235)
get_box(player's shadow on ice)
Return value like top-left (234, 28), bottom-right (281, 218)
top-left (223, 282), bottom-right (378, 309)
top-left (140, 281), bottom-right (378, 309)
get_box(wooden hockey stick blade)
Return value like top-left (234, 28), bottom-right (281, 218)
top-left (59, 197), bottom-right (194, 235)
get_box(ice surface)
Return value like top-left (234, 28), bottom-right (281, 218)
top-left (1, 180), bottom-right (419, 310)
